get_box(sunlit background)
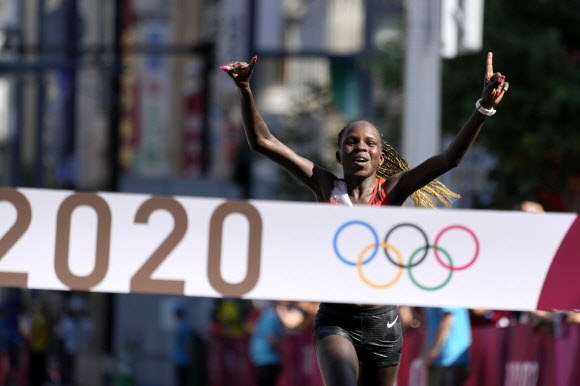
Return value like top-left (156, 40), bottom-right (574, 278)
top-left (0, 0), bottom-right (579, 385)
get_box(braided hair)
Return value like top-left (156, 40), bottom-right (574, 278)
top-left (337, 121), bottom-right (460, 208)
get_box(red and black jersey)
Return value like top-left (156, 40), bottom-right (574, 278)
top-left (327, 178), bottom-right (390, 206)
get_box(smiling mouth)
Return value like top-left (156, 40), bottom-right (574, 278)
top-left (352, 157), bottom-right (369, 167)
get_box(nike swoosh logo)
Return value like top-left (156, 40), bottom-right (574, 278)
top-left (387, 315), bottom-right (398, 328)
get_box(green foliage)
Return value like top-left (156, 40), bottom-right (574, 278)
top-left (374, 38), bottom-right (405, 90)
top-left (442, 0), bottom-right (580, 211)
top-left (371, 19), bottom-right (405, 148)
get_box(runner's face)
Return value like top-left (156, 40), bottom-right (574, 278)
top-left (338, 122), bottom-right (384, 178)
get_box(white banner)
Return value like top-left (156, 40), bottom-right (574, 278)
top-left (1, 187), bottom-right (579, 311)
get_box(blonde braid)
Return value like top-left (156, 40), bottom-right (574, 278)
top-left (377, 139), bottom-right (460, 208)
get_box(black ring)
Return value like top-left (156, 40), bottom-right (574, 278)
top-left (383, 223), bottom-right (429, 268)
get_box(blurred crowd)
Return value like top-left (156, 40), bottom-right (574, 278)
top-left (396, 305), bottom-right (580, 386)
top-left (167, 298), bottom-right (322, 386)
top-left (0, 289), bottom-right (94, 386)
top-left (208, 299), bottom-right (320, 386)
top-left (399, 306), bottom-right (580, 337)
top-left (204, 301), bottom-right (580, 386)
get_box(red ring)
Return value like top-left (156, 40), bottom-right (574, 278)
top-left (433, 225), bottom-right (479, 271)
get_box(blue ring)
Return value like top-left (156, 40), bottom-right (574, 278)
top-left (333, 220), bottom-right (379, 266)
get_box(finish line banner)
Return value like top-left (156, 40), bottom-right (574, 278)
top-left (1, 187), bottom-right (579, 311)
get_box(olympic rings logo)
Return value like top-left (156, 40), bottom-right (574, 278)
top-left (332, 221), bottom-right (480, 291)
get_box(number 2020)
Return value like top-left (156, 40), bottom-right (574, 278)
top-left (0, 188), bottom-right (262, 298)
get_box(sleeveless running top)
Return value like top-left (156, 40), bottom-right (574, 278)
top-left (326, 178), bottom-right (393, 309)
top-left (328, 178), bottom-right (390, 206)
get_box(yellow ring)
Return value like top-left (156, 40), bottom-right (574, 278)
top-left (357, 242), bottom-right (404, 289)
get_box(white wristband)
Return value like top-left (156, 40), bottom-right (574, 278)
top-left (476, 99), bottom-right (496, 116)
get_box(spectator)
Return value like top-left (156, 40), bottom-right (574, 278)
top-left (518, 201), bottom-right (568, 336)
top-left (520, 200), bottom-right (544, 213)
top-left (249, 301), bottom-right (306, 386)
top-left (565, 311), bottom-right (580, 323)
top-left (211, 298), bottom-right (251, 338)
top-left (0, 298), bottom-right (23, 385)
top-left (0, 305), bottom-right (11, 385)
top-left (244, 300), bottom-right (273, 336)
top-left (469, 309), bottom-right (514, 328)
top-left (27, 302), bottom-right (51, 386)
top-left (423, 307), bottom-right (471, 386)
top-left (55, 303), bottom-right (94, 386)
top-left (172, 305), bottom-right (193, 386)
top-left (295, 301), bottom-right (321, 329)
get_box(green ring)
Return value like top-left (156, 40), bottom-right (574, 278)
top-left (407, 245), bottom-right (453, 291)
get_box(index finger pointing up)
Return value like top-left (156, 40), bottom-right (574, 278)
top-left (248, 55), bottom-right (257, 72)
top-left (485, 52), bottom-right (493, 81)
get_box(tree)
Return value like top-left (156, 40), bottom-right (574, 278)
top-left (442, 0), bottom-right (580, 211)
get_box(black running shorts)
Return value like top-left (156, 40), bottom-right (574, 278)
top-left (313, 303), bottom-right (403, 368)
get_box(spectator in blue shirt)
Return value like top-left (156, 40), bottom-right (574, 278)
top-left (249, 301), bottom-right (305, 386)
top-left (424, 307), bottom-right (471, 386)
top-left (173, 306), bottom-right (193, 386)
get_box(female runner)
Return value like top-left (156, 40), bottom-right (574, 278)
top-left (221, 52), bottom-right (508, 386)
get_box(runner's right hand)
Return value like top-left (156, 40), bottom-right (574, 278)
top-left (220, 56), bottom-right (257, 89)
